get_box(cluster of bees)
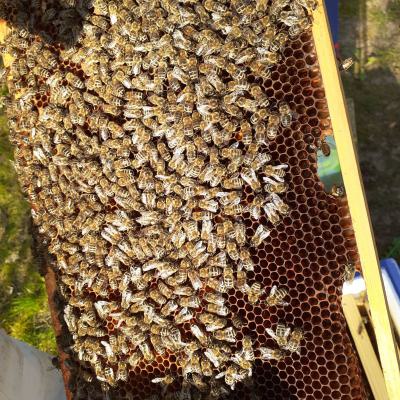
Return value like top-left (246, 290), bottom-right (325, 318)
top-left (1, 0), bottom-right (317, 398)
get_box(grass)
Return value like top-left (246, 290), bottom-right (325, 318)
top-left (384, 237), bottom-right (400, 260)
top-left (368, 2), bottom-right (400, 71)
top-left (339, 0), bottom-right (400, 253)
top-left (0, 88), bottom-right (56, 353)
top-left (370, 0), bottom-right (400, 25)
top-left (340, 0), bottom-right (361, 17)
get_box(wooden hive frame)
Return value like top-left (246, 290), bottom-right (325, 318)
top-left (0, 0), bottom-right (399, 398)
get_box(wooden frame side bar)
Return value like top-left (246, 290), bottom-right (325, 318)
top-left (342, 295), bottom-right (390, 400)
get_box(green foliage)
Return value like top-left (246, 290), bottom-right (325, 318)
top-left (370, 1), bottom-right (400, 25)
top-left (340, 0), bottom-right (400, 252)
top-left (339, 0), bottom-right (361, 17)
top-left (0, 96), bottom-right (56, 354)
top-left (385, 237), bottom-right (400, 261)
top-left (2, 277), bottom-right (57, 353)
top-left (367, 1), bottom-right (400, 71)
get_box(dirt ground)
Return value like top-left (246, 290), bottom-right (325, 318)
top-left (339, 0), bottom-right (400, 256)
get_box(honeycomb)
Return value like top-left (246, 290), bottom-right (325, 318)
top-left (0, 0), bottom-right (367, 399)
top-left (62, 32), bottom-right (364, 400)
top-left (97, 33), bottom-right (366, 400)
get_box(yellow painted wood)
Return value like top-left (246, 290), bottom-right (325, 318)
top-left (343, 295), bottom-right (390, 400)
top-left (0, 21), bottom-right (13, 67)
top-left (312, 1), bottom-right (400, 398)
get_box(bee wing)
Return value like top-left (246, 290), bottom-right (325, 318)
top-left (271, 192), bottom-right (282, 205)
top-left (263, 176), bottom-right (276, 184)
top-left (100, 340), bottom-right (114, 357)
top-left (151, 376), bottom-right (170, 384)
top-left (263, 202), bottom-right (274, 215)
top-left (270, 285), bottom-right (278, 295)
top-left (215, 371), bottom-right (225, 379)
top-left (275, 164), bottom-right (289, 170)
top-left (265, 328), bottom-right (277, 339)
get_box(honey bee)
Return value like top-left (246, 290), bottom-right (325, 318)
top-left (246, 282), bottom-right (263, 305)
top-left (149, 288), bottom-right (167, 306)
top-left (115, 361), bottom-right (128, 382)
top-left (263, 177), bottom-right (288, 194)
top-left (339, 57), bottom-right (354, 72)
top-left (214, 327), bottom-right (236, 343)
top-left (64, 305), bottom-right (77, 333)
top-left (174, 307), bottom-right (194, 324)
top-left (263, 164), bottom-right (288, 181)
top-left (251, 224), bottom-right (271, 247)
top-left (224, 240), bottom-right (239, 260)
top-left (199, 312), bottom-right (227, 332)
top-left (265, 285), bottom-right (289, 307)
top-left (241, 167), bottom-right (261, 191)
top-left (271, 193), bottom-right (290, 215)
top-left (102, 367), bottom-right (116, 386)
top-left (235, 270), bottom-right (248, 293)
top-left (270, 31), bottom-right (289, 53)
top-left (317, 137), bottom-right (331, 157)
top-left (128, 351), bottom-right (142, 368)
top-left (264, 202), bottom-right (281, 225)
top-left (330, 184), bottom-right (345, 198)
top-left (223, 266), bottom-right (234, 289)
top-left (179, 295), bottom-right (201, 308)
top-left (238, 248), bottom-right (254, 272)
top-left (139, 341), bottom-right (155, 361)
top-left (191, 325), bottom-right (211, 346)
top-left (94, 300), bottom-right (115, 320)
top-left (200, 356), bottom-right (213, 377)
top-left (295, 0), bottom-right (318, 11)
top-left (259, 346), bottom-right (285, 361)
top-left (278, 102), bottom-right (292, 127)
top-left (152, 374), bottom-right (175, 386)
top-left (266, 113), bottom-right (280, 140)
top-left (266, 323), bottom-right (291, 348)
top-left (342, 261), bottom-right (356, 283)
top-left (198, 198), bottom-right (218, 213)
top-left (237, 97), bottom-right (258, 113)
top-left (199, 266), bottom-right (222, 279)
top-left (284, 327), bottom-right (303, 355)
top-left (206, 303), bottom-right (230, 317)
top-left (233, 222), bottom-right (245, 246)
top-left (159, 299), bottom-right (178, 316)
top-left (65, 72), bottom-right (85, 89)
top-left (249, 195), bottom-right (264, 220)
top-left (204, 347), bottom-right (229, 368)
top-left (219, 365), bottom-right (240, 390)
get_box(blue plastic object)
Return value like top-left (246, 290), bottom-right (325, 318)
top-left (325, 0), bottom-right (339, 45)
top-left (381, 258), bottom-right (400, 300)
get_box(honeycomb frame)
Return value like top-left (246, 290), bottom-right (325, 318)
top-left (2, 0), bottom-right (398, 398)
